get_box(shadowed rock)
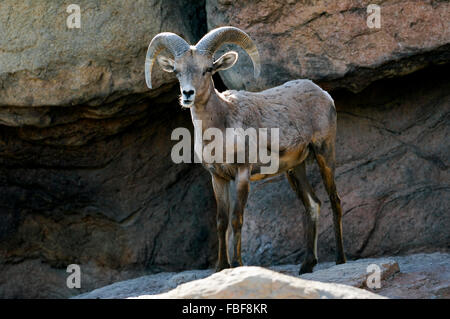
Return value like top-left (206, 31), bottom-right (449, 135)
top-left (73, 253), bottom-right (449, 299)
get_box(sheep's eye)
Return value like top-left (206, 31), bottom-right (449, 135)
top-left (203, 67), bottom-right (213, 75)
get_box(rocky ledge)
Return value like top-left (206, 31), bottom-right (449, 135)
top-left (73, 252), bottom-right (449, 299)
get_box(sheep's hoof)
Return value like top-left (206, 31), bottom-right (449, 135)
top-left (299, 257), bottom-right (317, 275)
top-left (215, 262), bottom-right (230, 272)
top-left (336, 258), bottom-right (346, 265)
top-left (299, 264), bottom-right (314, 275)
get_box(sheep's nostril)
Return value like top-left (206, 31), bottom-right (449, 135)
top-left (183, 90), bottom-right (194, 98)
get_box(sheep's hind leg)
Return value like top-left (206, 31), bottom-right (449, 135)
top-left (212, 174), bottom-right (231, 271)
top-left (312, 139), bottom-right (346, 265)
top-left (230, 166), bottom-right (250, 268)
top-left (286, 162), bottom-right (320, 274)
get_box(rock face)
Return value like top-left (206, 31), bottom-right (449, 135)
top-left (0, 0), bottom-right (205, 108)
top-left (0, 95), bottom-right (218, 298)
top-left (206, 0), bottom-right (450, 92)
top-left (74, 253), bottom-right (449, 299)
top-left (0, 1), bottom-right (449, 299)
top-left (137, 266), bottom-right (384, 299)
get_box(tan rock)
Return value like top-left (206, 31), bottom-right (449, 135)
top-left (0, 0), bottom-right (204, 108)
top-left (133, 266), bottom-right (386, 299)
top-left (206, 0), bottom-right (450, 92)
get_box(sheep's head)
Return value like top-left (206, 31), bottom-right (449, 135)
top-left (145, 26), bottom-right (260, 108)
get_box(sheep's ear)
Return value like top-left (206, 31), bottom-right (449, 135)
top-left (157, 55), bottom-right (175, 73)
top-left (213, 51), bottom-right (238, 73)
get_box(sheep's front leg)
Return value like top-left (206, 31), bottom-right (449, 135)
top-left (212, 174), bottom-right (231, 271)
top-left (230, 166), bottom-right (250, 267)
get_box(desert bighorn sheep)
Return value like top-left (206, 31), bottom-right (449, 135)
top-left (145, 26), bottom-right (346, 274)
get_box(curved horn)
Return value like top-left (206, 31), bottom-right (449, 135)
top-left (145, 32), bottom-right (190, 89)
top-left (195, 26), bottom-right (261, 78)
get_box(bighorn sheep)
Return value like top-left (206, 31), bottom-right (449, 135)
top-left (145, 26), bottom-right (346, 274)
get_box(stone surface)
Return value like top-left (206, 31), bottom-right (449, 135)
top-left (133, 266), bottom-right (385, 299)
top-left (0, 93), bottom-right (218, 298)
top-left (73, 269), bottom-right (215, 299)
top-left (0, 0), bottom-right (205, 108)
top-left (74, 253), bottom-right (449, 299)
top-left (206, 0), bottom-right (450, 93)
top-left (275, 258), bottom-right (399, 288)
top-left (375, 253), bottom-right (450, 299)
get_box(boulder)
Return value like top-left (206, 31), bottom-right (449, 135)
top-left (206, 0), bottom-right (450, 92)
top-left (0, 0), bottom-right (205, 109)
top-left (133, 266), bottom-right (385, 299)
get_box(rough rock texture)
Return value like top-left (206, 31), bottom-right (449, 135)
top-left (0, 94), bottom-right (218, 298)
top-left (374, 253), bottom-right (450, 298)
top-left (0, 0), bottom-right (206, 108)
top-left (74, 253), bottom-right (449, 299)
top-left (0, 1), bottom-right (449, 299)
top-left (74, 269), bottom-right (215, 299)
top-left (277, 258), bottom-right (400, 288)
top-left (136, 266), bottom-right (385, 299)
top-left (206, 0), bottom-right (450, 92)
